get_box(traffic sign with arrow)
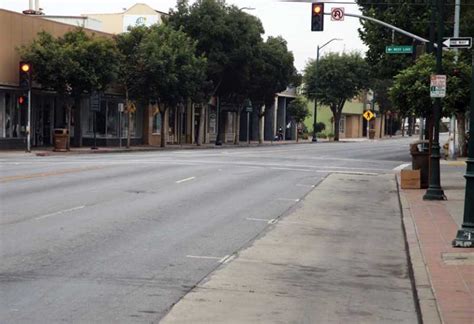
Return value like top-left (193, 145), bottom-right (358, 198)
top-left (443, 37), bottom-right (472, 49)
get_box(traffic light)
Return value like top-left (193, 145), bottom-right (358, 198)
top-left (311, 3), bottom-right (324, 32)
top-left (19, 61), bottom-right (32, 89)
top-left (18, 95), bottom-right (28, 108)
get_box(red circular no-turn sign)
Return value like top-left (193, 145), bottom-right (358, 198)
top-left (331, 7), bottom-right (345, 21)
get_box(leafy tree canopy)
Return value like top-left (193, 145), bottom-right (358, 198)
top-left (287, 96), bottom-right (310, 124)
top-left (19, 28), bottom-right (119, 97)
top-left (248, 36), bottom-right (298, 110)
top-left (389, 51), bottom-right (471, 118)
top-left (303, 52), bottom-right (369, 141)
top-left (166, 0), bottom-right (264, 99)
top-left (138, 24), bottom-right (207, 109)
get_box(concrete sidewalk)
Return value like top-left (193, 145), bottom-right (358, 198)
top-left (399, 164), bottom-right (474, 324)
top-left (161, 173), bottom-right (418, 323)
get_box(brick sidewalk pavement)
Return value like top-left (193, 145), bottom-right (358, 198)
top-left (400, 170), bottom-right (474, 324)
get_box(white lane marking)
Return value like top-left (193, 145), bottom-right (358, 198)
top-left (270, 167), bottom-right (314, 172)
top-left (315, 170), bottom-right (379, 176)
top-left (186, 255), bottom-right (222, 260)
top-left (246, 217), bottom-right (277, 224)
top-left (34, 205), bottom-right (86, 221)
top-left (393, 163), bottom-right (411, 171)
top-left (176, 177), bottom-right (196, 184)
top-left (277, 198), bottom-right (301, 202)
top-left (296, 184), bottom-right (316, 188)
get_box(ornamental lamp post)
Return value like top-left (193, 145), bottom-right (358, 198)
top-left (453, 50), bottom-right (474, 248)
top-left (312, 38), bottom-right (342, 142)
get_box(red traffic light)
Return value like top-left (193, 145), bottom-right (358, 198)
top-left (18, 95), bottom-right (27, 106)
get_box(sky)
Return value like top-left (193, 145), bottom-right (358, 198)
top-left (1, 0), bottom-right (368, 71)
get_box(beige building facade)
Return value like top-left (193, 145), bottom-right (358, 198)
top-left (85, 3), bottom-right (167, 34)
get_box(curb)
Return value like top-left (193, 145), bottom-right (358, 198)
top-left (396, 174), bottom-right (442, 324)
top-left (30, 140), bottom-right (318, 157)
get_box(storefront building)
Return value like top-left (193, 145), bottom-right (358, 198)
top-left (0, 9), bottom-right (145, 149)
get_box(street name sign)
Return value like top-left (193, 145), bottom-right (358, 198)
top-left (331, 7), bottom-right (344, 21)
top-left (385, 45), bottom-right (413, 54)
top-left (363, 110), bottom-right (375, 121)
top-left (430, 75), bottom-right (446, 98)
top-left (443, 37), bottom-right (472, 49)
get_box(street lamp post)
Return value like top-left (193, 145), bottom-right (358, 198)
top-left (453, 50), bottom-right (474, 248)
top-left (423, 0), bottom-right (445, 200)
top-left (312, 38), bottom-right (342, 142)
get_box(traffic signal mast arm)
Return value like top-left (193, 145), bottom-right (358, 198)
top-left (323, 12), bottom-right (436, 47)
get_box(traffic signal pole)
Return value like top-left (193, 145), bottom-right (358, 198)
top-left (27, 88), bottom-right (31, 153)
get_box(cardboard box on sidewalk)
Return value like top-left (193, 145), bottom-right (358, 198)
top-left (401, 169), bottom-right (421, 189)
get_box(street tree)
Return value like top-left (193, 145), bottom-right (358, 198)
top-left (303, 52), bottom-right (369, 141)
top-left (249, 36), bottom-right (298, 144)
top-left (287, 96), bottom-right (310, 143)
top-left (137, 24), bottom-right (207, 148)
top-left (115, 25), bottom-right (150, 148)
top-left (390, 52), bottom-right (471, 155)
top-left (167, 0), bottom-right (265, 144)
top-left (19, 28), bottom-right (119, 147)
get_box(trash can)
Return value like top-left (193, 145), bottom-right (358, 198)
top-left (410, 141), bottom-right (430, 189)
top-left (53, 128), bottom-right (69, 152)
top-left (369, 129), bottom-right (376, 139)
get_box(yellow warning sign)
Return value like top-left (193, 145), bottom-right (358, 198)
top-left (363, 110), bottom-right (375, 121)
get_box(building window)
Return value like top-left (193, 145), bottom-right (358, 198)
top-left (339, 115), bottom-right (345, 133)
top-left (152, 110), bottom-right (161, 134)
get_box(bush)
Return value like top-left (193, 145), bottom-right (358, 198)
top-left (314, 122), bottom-right (326, 133)
top-left (326, 132), bottom-right (335, 138)
top-left (316, 132), bottom-right (327, 139)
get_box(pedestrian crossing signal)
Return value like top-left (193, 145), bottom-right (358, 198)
top-left (311, 3), bottom-right (324, 32)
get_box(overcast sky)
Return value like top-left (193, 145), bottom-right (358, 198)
top-left (1, 0), bottom-right (367, 71)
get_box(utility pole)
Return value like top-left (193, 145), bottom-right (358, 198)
top-left (449, 0), bottom-right (461, 160)
top-left (423, 0), bottom-right (445, 201)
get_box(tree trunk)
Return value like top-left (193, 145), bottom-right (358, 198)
top-left (73, 96), bottom-right (82, 147)
top-left (160, 108), bottom-right (167, 148)
top-left (401, 117), bottom-right (406, 137)
top-left (234, 109), bottom-right (241, 145)
top-left (379, 113), bottom-right (384, 138)
top-left (457, 112), bottom-right (467, 157)
top-left (258, 105), bottom-right (264, 144)
top-left (197, 105), bottom-right (205, 146)
top-left (333, 111), bottom-right (341, 142)
top-left (66, 100), bottom-right (71, 150)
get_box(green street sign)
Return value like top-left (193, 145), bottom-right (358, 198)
top-left (385, 45), bottom-right (413, 54)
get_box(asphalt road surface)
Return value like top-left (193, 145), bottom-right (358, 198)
top-left (0, 138), bottom-right (413, 323)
